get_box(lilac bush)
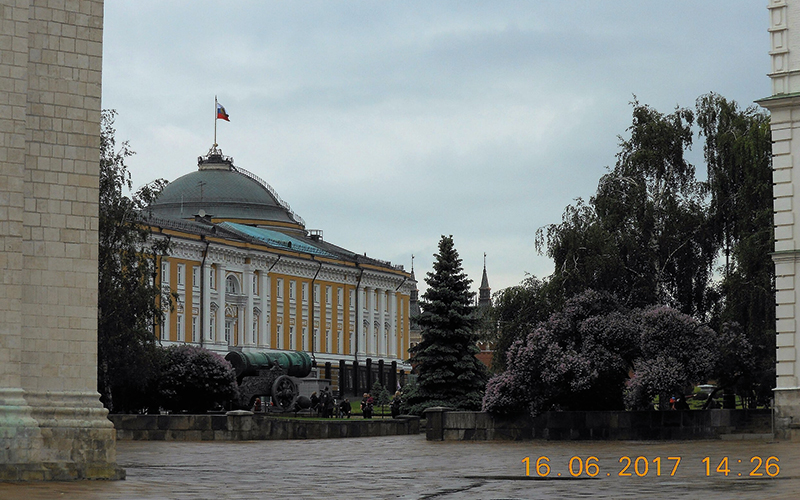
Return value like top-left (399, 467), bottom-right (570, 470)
top-left (483, 289), bottom-right (744, 416)
top-left (158, 345), bottom-right (239, 413)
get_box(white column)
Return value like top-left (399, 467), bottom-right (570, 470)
top-left (216, 263), bottom-right (226, 346)
top-left (366, 287), bottom-right (374, 355)
top-left (260, 271), bottom-right (269, 347)
top-left (378, 288), bottom-right (387, 356)
top-left (356, 286), bottom-right (365, 357)
top-left (202, 261), bottom-right (212, 343)
top-left (389, 290), bottom-right (397, 357)
top-left (244, 266), bottom-right (253, 347)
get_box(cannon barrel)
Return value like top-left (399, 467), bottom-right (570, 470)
top-left (225, 350), bottom-right (312, 380)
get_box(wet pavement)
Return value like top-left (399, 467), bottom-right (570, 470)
top-left (1, 434), bottom-right (799, 499)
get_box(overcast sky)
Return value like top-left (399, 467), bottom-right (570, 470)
top-left (101, 1), bottom-right (770, 297)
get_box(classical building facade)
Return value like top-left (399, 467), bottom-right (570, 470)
top-left (145, 148), bottom-right (415, 396)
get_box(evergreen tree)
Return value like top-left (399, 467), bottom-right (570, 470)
top-left (406, 235), bottom-right (488, 414)
top-left (98, 110), bottom-right (170, 412)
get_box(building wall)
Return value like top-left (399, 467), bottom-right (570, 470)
top-left (0, 0), bottom-right (121, 480)
top-left (153, 233), bottom-right (414, 381)
top-left (761, 0), bottom-right (800, 438)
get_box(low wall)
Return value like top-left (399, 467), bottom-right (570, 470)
top-left (109, 413), bottom-right (419, 441)
top-left (424, 408), bottom-right (772, 441)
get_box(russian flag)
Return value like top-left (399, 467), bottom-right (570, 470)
top-left (216, 102), bottom-right (230, 121)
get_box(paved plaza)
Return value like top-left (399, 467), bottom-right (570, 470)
top-left (1, 434), bottom-right (799, 499)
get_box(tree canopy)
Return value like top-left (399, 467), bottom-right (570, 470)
top-left (98, 110), bottom-right (170, 412)
top-left (406, 235), bottom-right (488, 414)
top-left (493, 93), bottom-right (774, 408)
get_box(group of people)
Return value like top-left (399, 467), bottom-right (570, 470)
top-left (360, 390), bottom-right (403, 419)
top-left (309, 387), bottom-right (337, 418)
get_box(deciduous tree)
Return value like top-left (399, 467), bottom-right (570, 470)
top-left (98, 110), bottom-right (170, 412)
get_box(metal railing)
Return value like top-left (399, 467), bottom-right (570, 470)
top-left (232, 165), bottom-right (306, 227)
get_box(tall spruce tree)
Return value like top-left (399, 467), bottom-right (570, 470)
top-left (406, 235), bottom-right (488, 414)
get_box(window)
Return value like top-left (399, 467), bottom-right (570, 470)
top-left (302, 327), bottom-right (307, 351)
top-left (314, 284), bottom-right (320, 304)
top-left (192, 266), bottom-right (199, 289)
top-left (289, 280), bottom-right (295, 300)
top-left (337, 287), bottom-right (343, 306)
top-left (252, 274), bottom-right (258, 296)
top-left (209, 267), bottom-right (215, 290)
top-left (289, 326), bottom-right (295, 350)
top-left (161, 261), bottom-right (169, 284)
top-left (326, 286), bottom-right (332, 305)
top-left (225, 321), bottom-right (232, 344)
top-left (225, 275), bottom-right (238, 295)
top-left (302, 282), bottom-right (308, 302)
top-left (350, 290), bottom-right (355, 310)
top-left (192, 316), bottom-right (198, 342)
top-left (276, 279), bottom-right (283, 299)
top-left (326, 329), bottom-right (331, 352)
top-left (210, 314), bottom-right (215, 340)
top-left (252, 319), bottom-right (258, 344)
top-left (177, 264), bottom-right (184, 286)
top-left (177, 314), bottom-right (184, 341)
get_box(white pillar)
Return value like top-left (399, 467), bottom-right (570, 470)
top-left (202, 261), bottom-right (212, 343)
top-left (378, 288), bottom-right (387, 356)
top-left (356, 286), bottom-right (365, 357)
top-left (244, 266), bottom-right (253, 347)
top-left (366, 287), bottom-right (375, 355)
top-left (217, 263), bottom-right (226, 346)
top-left (389, 290), bottom-right (397, 357)
top-left (761, 0), bottom-right (800, 439)
top-left (260, 271), bottom-right (269, 347)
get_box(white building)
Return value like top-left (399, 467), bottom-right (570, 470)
top-left (145, 147), bottom-right (415, 396)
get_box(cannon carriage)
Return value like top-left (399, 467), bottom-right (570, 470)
top-left (225, 350), bottom-right (312, 411)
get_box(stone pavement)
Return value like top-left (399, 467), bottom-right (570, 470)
top-left (1, 434), bottom-right (799, 499)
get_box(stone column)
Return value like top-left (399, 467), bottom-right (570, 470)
top-left (260, 271), bottom-right (270, 347)
top-left (0, 0), bottom-right (123, 480)
top-left (366, 287), bottom-right (375, 355)
top-left (388, 290), bottom-right (397, 357)
top-left (356, 286), bottom-right (366, 358)
top-left (202, 261), bottom-right (212, 343)
top-left (378, 289), bottom-right (387, 356)
top-left (760, 0), bottom-right (800, 439)
top-left (244, 267), bottom-right (253, 346)
top-left (217, 264), bottom-right (227, 346)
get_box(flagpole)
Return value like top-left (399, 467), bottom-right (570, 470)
top-left (214, 95), bottom-right (218, 147)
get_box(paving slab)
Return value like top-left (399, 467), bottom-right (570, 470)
top-left (1, 434), bottom-right (799, 499)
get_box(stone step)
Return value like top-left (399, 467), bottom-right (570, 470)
top-left (720, 433), bottom-right (774, 441)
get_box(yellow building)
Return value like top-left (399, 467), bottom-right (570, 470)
top-left (145, 147), bottom-right (415, 395)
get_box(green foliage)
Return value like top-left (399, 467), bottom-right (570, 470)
top-left (696, 93), bottom-right (775, 406)
top-left (537, 99), bottom-right (715, 317)
top-left (158, 345), bottom-right (239, 413)
top-left (371, 380), bottom-right (391, 412)
top-left (406, 236), bottom-right (488, 415)
top-left (525, 94), bottom-right (774, 407)
top-left (488, 275), bottom-right (553, 372)
top-left (98, 110), bottom-right (171, 413)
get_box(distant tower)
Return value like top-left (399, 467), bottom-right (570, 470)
top-left (409, 256), bottom-right (422, 349)
top-left (478, 253), bottom-right (491, 309)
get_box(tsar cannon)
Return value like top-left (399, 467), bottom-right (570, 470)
top-left (225, 350), bottom-right (312, 411)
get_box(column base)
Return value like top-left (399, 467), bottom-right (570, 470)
top-left (774, 387), bottom-right (800, 440)
top-left (0, 390), bottom-right (125, 481)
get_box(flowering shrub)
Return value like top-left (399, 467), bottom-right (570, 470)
top-left (483, 290), bottom-right (635, 416)
top-left (158, 345), bottom-right (238, 413)
top-left (483, 289), bottom-right (748, 416)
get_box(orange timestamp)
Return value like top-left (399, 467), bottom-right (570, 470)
top-left (521, 456), bottom-right (780, 478)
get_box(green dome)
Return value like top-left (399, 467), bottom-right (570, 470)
top-left (149, 153), bottom-right (304, 227)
